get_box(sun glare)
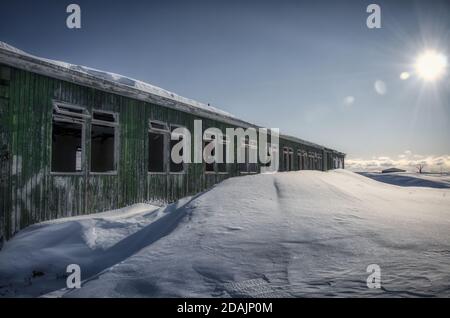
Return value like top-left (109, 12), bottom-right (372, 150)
top-left (414, 50), bottom-right (448, 81)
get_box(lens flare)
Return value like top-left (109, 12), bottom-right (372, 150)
top-left (414, 50), bottom-right (447, 81)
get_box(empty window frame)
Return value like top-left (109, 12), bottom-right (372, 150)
top-left (282, 148), bottom-right (289, 171)
top-left (248, 139), bottom-right (258, 173)
top-left (204, 137), bottom-right (216, 173)
top-left (148, 120), bottom-right (169, 173)
top-left (170, 125), bottom-right (185, 173)
top-left (217, 136), bottom-right (228, 173)
top-left (289, 148), bottom-right (294, 171)
top-left (91, 110), bottom-right (118, 173)
top-left (262, 143), bottom-right (272, 167)
top-left (297, 150), bottom-right (303, 170)
top-left (316, 154), bottom-right (322, 170)
top-left (51, 102), bottom-right (89, 173)
top-left (238, 136), bottom-right (250, 173)
top-left (282, 147), bottom-right (293, 171)
top-left (308, 152), bottom-right (315, 170)
top-left (260, 133), bottom-right (272, 168)
top-left (52, 119), bottom-right (84, 173)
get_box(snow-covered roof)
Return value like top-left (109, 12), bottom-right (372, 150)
top-left (0, 41), bottom-right (344, 154)
top-left (0, 41), bottom-right (232, 118)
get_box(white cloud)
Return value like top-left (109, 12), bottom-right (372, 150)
top-left (346, 152), bottom-right (450, 172)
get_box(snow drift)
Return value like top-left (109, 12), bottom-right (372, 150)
top-left (0, 170), bottom-right (449, 297)
top-left (359, 172), bottom-right (450, 189)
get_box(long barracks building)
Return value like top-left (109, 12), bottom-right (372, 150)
top-left (0, 43), bottom-right (345, 242)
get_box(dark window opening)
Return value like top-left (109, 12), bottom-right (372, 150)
top-left (238, 137), bottom-right (249, 173)
top-left (283, 148), bottom-right (293, 171)
top-left (170, 127), bottom-right (184, 173)
top-left (249, 146), bottom-right (258, 173)
top-left (93, 112), bottom-right (115, 122)
top-left (148, 132), bottom-right (165, 172)
top-left (238, 146), bottom-right (248, 173)
top-left (204, 140), bottom-right (215, 173)
top-left (248, 138), bottom-right (258, 173)
top-left (217, 142), bottom-right (227, 173)
top-left (262, 143), bottom-right (271, 167)
top-left (52, 120), bottom-right (83, 172)
top-left (91, 124), bottom-right (115, 172)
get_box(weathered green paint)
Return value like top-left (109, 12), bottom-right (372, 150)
top-left (0, 65), bottom-right (345, 242)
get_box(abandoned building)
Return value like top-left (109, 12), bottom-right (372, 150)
top-left (0, 42), bottom-right (345, 242)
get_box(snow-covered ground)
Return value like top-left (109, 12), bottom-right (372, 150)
top-left (0, 170), bottom-right (449, 298)
top-left (359, 172), bottom-right (450, 189)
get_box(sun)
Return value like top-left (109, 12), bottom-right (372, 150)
top-left (414, 50), bottom-right (448, 81)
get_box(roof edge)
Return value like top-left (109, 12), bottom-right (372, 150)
top-left (0, 43), bottom-right (345, 155)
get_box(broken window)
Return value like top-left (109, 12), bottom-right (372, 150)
top-left (91, 125), bottom-right (115, 172)
top-left (238, 136), bottom-right (249, 173)
top-left (282, 147), bottom-right (293, 171)
top-left (261, 139), bottom-right (272, 168)
top-left (308, 152), bottom-right (315, 170)
top-left (52, 119), bottom-right (83, 172)
top-left (204, 139), bottom-right (215, 173)
top-left (217, 136), bottom-right (228, 173)
top-left (289, 149), bottom-right (294, 171)
top-left (262, 148), bottom-right (271, 167)
top-left (51, 102), bottom-right (89, 173)
top-left (282, 148), bottom-right (288, 171)
top-left (301, 151), bottom-right (308, 170)
top-left (297, 151), bottom-right (303, 170)
top-left (317, 154), bottom-right (323, 170)
top-left (248, 139), bottom-right (258, 173)
top-left (148, 132), bottom-right (165, 172)
top-left (91, 110), bottom-right (118, 173)
top-left (148, 120), bottom-right (169, 173)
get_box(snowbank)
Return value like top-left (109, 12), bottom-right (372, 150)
top-left (0, 170), bottom-right (449, 297)
top-left (359, 172), bottom-right (450, 189)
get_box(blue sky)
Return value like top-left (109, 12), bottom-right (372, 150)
top-left (1, 0), bottom-right (449, 170)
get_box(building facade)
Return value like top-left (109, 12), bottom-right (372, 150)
top-left (0, 43), bottom-right (345, 242)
